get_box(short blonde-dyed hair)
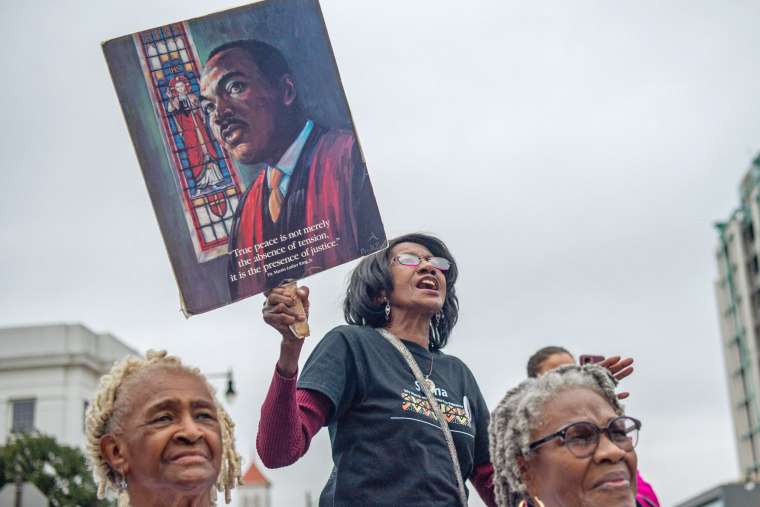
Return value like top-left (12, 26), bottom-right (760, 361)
top-left (488, 364), bottom-right (623, 506)
top-left (85, 350), bottom-right (243, 506)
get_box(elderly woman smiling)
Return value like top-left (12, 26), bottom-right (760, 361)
top-left (489, 364), bottom-right (640, 507)
top-left (258, 233), bottom-right (494, 506)
top-left (85, 350), bottom-right (243, 507)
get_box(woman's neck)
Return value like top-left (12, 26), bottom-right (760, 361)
top-left (127, 488), bottom-right (213, 507)
top-left (383, 310), bottom-right (431, 349)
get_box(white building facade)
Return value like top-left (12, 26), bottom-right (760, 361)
top-left (715, 163), bottom-right (760, 480)
top-left (0, 323), bottom-right (137, 448)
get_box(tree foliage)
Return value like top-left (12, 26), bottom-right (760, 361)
top-left (0, 431), bottom-right (113, 506)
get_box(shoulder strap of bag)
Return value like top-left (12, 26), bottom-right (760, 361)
top-left (376, 328), bottom-right (469, 507)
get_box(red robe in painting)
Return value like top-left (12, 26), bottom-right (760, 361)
top-left (168, 92), bottom-right (222, 190)
top-left (227, 124), bottom-right (385, 299)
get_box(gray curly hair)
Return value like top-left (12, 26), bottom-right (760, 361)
top-left (488, 364), bottom-right (622, 507)
top-left (84, 350), bottom-right (243, 506)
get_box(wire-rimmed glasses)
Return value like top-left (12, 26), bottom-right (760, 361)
top-left (390, 253), bottom-right (452, 271)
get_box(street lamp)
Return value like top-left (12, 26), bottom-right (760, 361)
top-left (206, 369), bottom-right (236, 403)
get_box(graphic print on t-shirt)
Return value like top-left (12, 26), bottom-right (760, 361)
top-left (399, 387), bottom-right (473, 429)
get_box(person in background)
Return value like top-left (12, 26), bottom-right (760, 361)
top-left (526, 346), bottom-right (659, 507)
top-left (490, 364), bottom-right (641, 507)
top-left (85, 350), bottom-right (243, 507)
top-left (257, 233), bottom-right (495, 506)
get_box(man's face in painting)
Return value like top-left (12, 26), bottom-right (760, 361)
top-left (200, 47), bottom-right (294, 166)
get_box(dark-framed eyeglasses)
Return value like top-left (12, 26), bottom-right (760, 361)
top-left (528, 416), bottom-right (640, 459)
top-left (391, 253), bottom-right (452, 271)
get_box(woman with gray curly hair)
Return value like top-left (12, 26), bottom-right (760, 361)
top-left (85, 350), bottom-right (243, 507)
top-left (489, 364), bottom-right (640, 507)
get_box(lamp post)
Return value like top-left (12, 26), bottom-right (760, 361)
top-left (13, 452), bottom-right (22, 507)
top-left (205, 369), bottom-right (236, 403)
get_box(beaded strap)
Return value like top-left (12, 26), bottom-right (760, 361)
top-left (376, 328), bottom-right (469, 507)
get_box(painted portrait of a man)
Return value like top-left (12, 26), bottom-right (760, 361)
top-left (200, 40), bottom-right (385, 298)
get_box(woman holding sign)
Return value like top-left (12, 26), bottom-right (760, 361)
top-left (257, 233), bottom-right (495, 506)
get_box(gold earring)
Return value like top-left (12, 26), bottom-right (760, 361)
top-left (518, 498), bottom-right (545, 507)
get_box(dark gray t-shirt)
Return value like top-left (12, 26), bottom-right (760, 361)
top-left (298, 325), bottom-right (491, 506)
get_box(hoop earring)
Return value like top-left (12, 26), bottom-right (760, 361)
top-left (517, 497), bottom-right (545, 507)
top-left (384, 301), bottom-right (391, 321)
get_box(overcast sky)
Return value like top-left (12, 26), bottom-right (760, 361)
top-left (2, 1), bottom-right (759, 505)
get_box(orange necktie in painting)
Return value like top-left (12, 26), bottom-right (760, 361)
top-left (268, 167), bottom-right (285, 223)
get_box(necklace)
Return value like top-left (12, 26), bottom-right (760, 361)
top-left (425, 353), bottom-right (435, 392)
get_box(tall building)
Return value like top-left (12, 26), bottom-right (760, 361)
top-left (0, 323), bottom-right (137, 448)
top-left (715, 160), bottom-right (760, 480)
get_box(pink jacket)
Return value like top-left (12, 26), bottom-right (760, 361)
top-left (637, 470), bottom-right (660, 506)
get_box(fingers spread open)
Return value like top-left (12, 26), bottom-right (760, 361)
top-left (613, 366), bottom-right (634, 381)
top-left (599, 356), bottom-right (634, 375)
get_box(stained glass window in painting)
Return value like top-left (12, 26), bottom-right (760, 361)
top-left (135, 23), bottom-right (244, 261)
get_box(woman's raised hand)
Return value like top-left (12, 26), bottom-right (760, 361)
top-left (263, 285), bottom-right (310, 378)
top-left (598, 355), bottom-right (634, 400)
top-left (263, 286), bottom-right (310, 336)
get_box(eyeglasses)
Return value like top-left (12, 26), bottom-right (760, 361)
top-left (528, 416), bottom-right (640, 458)
top-left (391, 253), bottom-right (452, 271)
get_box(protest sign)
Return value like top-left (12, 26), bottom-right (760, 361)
top-left (103, 0), bottom-right (386, 315)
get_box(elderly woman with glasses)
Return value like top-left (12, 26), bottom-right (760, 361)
top-left (489, 364), bottom-right (640, 507)
top-left (257, 233), bottom-right (495, 506)
top-left (525, 346), bottom-right (659, 506)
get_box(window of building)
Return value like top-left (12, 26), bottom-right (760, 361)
top-left (12, 399), bottom-right (35, 433)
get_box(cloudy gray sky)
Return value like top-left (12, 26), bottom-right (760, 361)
top-left (2, 0), bottom-right (759, 505)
